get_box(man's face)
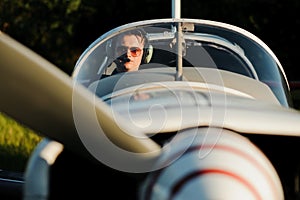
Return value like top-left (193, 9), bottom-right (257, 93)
top-left (115, 34), bottom-right (144, 72)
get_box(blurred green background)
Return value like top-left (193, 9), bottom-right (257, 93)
top-left (1, 0), bottom-right (299, 80)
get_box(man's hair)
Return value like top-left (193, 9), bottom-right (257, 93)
top-left (115, 28), bottom-right (148, 47)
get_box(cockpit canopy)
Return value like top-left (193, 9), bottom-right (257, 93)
top-left (72, 18), bottom-right (291, 107)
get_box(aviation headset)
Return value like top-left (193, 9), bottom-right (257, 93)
top-left (106, 28), bottom-right (153, 64)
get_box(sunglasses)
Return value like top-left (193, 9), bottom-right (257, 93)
top-left (116, 46), bottom-right (142, 57)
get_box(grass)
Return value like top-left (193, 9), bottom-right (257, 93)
top-left (0, 112), bottom-right (42, 172)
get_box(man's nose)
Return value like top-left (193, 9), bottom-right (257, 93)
top-left (126, 49), bottom-right (132, 57)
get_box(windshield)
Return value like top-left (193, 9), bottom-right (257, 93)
top-left (72, 19), bottom-right (291, 107)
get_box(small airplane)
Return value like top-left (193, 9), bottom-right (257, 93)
top-left (1, 0), bottom-right (300, 199)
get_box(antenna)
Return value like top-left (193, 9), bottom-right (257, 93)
top-left (172, 0), bottom-right (183, 80)
top-left (172, 0), bottom-right (181, 19)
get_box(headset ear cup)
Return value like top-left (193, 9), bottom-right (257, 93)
top-left (143, 44), bottom-right (153, 64)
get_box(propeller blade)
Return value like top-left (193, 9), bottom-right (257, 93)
top-left (0, 32), bottom-right (161, 165)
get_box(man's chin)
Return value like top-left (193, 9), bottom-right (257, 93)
top-left (124, 64), bottom-right (134, 71)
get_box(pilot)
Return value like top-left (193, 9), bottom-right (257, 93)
top-left (105, 28), bottom-right (153, 75)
